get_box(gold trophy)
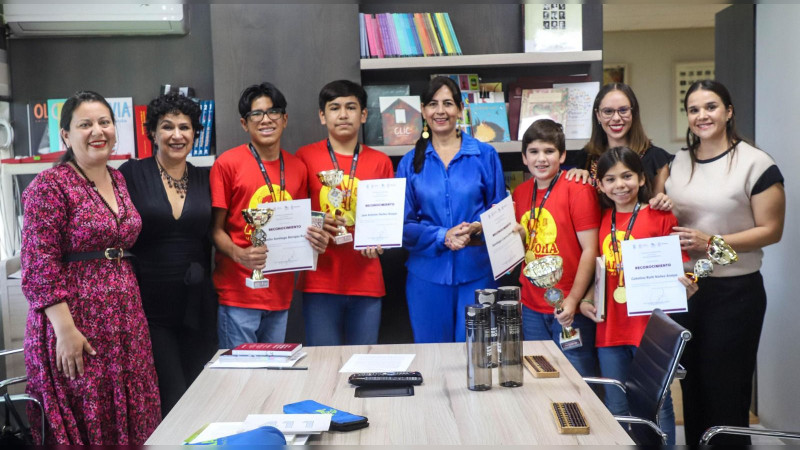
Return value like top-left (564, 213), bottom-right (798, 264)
top-left (686, 235), bottom-right (738, 282)
top-left (317, 169), bottom-right (353, 244)
top-left (242, 207), bottom-right (275, 289)
top-left (523, 255), bottom-right (583, 350)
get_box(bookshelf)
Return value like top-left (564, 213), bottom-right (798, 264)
top-left (361, 50), bottom-right (602, 71)
top-left (373, 139), bottom-right (589, 157)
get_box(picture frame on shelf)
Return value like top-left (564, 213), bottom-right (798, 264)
top-left (674, 61), bottom-right (715, 139)
top-left (602, 64), bottom-right (628, 85)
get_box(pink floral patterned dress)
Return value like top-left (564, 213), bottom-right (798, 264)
top-left (20, 164), bottom-right (161, 444)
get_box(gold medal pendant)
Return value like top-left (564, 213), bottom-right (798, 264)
top-left (613, 286), bottom-right (626, 304)
top-left (525, 250), bottom-right (536, 264)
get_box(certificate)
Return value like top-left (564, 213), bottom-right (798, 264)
top-left (261, 199), bottom-right (315, 274)
top-left (479, 195), bottom-right (525, 280)
top-left (353, 178), bottom-right (406, 250)
top-left (620, 234), bottom-right (688, 315)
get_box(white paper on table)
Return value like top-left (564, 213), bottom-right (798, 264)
top-left (208, 352), bottom-right (307, 369)
top-left (479, 195), bottom-right (525, 280)
top-left (242, 414), bottom-right (331, 435)
top-left (353, 178), bottom-right (406, 250)
top-left (339, 354), bottom-right (415, 373)
top-left (621, 234), bottom-right (688, 315)
top-left (260, 199), bottom-right (314, 274)
top-left (185, 422), bottom-right (244, 444)
top-left (553, 81), bottom-right (600, 140)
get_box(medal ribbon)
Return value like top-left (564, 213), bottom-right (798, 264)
top-left (610, 202), bottom-right (642, 287)
top-left (249, 144), bottom-right (285, 203)
top-left (527, 170), bottom-right (561, 252)
top-left (326, 139), bottom-right (360, 210)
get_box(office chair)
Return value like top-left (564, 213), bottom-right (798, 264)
top-left (700, 425), bottom-right (800, 445)
top-left (584, 308), bottom-right (692, 445)
top-left (0, 348), bottom-right (45, 444)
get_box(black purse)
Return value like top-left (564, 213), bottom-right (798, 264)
top-left (0, 392), bottom-right (34, 445)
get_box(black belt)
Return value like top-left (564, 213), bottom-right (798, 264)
top-left (63, 248), bottom-right (135, 263)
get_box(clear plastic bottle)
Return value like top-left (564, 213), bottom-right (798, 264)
top-left (497, 300), bottom-right (523, 387)
top-left (475, 288), bottom-right (498, 368)
top-left (465, 304), bottom-right (492, 391)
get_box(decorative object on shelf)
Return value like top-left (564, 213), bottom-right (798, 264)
top-left (552, 81), bottom-right (600, 140)
top-left (523, 4), bottom-right (583, 53)
top-left (360, 12), bottom-right (461, 58)
top-left (379, 95), bottom-right (422, 146)
top-left (674, 61), bottom-right (714, 139)
top-left (602, 63), bottom-right (628, 85)
top-left (518, 87), bottom-right (568, 140)
top-left (364, 84), bottom-right (409, 146)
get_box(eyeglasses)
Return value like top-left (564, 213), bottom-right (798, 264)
top-left (598, 107), bottom-right (632, 119)
top-left (246, 108), bottom-right (285, 122)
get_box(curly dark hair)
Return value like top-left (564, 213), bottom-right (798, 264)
top-left (145, 93), bottom-right (203, 146)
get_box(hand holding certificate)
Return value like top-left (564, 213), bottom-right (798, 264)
top-left (353, 178), bottom-right (406, 250)
top-left (261, 198), bottom-right (315, 274)
top-left (480, 196), bottom-right (525, 280)
top-left (620, 234), bottom-right (688, 315)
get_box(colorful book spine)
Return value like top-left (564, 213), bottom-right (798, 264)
top-left (371, 14), bottom-right (385, 58)
top-left (359, 11), bottom-right (462, 58)
top-left (443, 13), bottom-right (462, 55)
top-left (414, 13), bottom-right (433, 56)
top-left (203, 100), bottom-right (214, 156)
top-left (407, 13), bottom-right (423, 56)
top-left (134, 105), bottom-right (152, 159)
top-left (358, 13), bottom-right (368, 59)
top-left (424, 13), bottom-right (443, 56)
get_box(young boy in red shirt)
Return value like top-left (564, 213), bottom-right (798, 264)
top-left (210, 82), bottom-right (330, 349)
top-left (296, 80), bottom-right (394, 345)
top-left (513, 119), bottom-right (600, 376)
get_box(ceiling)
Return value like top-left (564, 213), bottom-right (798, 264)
top-left (603, 4), bottom-right (729, 32)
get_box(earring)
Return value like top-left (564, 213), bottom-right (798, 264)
top-left (421, 121), bottom-right (429, 139)
top-left (456, 127), bottom-right (462, 138)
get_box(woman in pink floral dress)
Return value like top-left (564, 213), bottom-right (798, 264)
top-left (20, 91), bottom-right (161, 444)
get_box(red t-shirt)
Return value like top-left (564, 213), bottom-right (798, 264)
top-left (513, 175), bottom-right (600, 313)
top-left (210, 144), bottom-right (308, 311)
top-left (295, 140), bottom-right (394, 297)
top-left (596, 206), bottom-right (686, 347)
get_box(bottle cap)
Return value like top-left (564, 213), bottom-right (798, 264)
top-left (474, 288), bottom-right (497, 305)
top-left (496, 300), bottom-right (522, 319)
top-left (465, 304), bottom-right (490, 323)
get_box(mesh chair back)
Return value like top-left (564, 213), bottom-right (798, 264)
top-left (625, 309), bottom-right (691, 444)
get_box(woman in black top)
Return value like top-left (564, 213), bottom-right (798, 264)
top-left (119, 93), bottom-right (216, 417)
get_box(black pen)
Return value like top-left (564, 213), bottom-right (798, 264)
top-left (267, 366), bottom-right (308, 370)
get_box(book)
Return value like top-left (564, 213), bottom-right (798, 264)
top-left (517, 87), bottom-right (569, 140)
top-left (232, 342), bottom-right (302, 357)
top-left (504, 170), bottom-right (525, 194)
top-left (364, 84), bottom-right (410, 146)
top-left (552, 81), bottom-right (600, 140)
top-left (507, 75), bottom-right (591, 140)
top-left (210, 351), bottom-right (307, 369)
top-left (470, 102), bottom-right (510, 143)
top-left (217, 349), bottom-right (293, 363)
top-left (27, 101), bottom-right (50, 155)
top-left (203, 99), bottom-right (215, 155)
top-left (133, 105), bottom-right (152, 159)
top-left (523, 4), bottom-right (583, 53)
top-left (46, 98), bottom-right (67, 154)
top-left (379, 95), bottom-right (422, 146)
top-left (107, 97), bottom-right (135, 157)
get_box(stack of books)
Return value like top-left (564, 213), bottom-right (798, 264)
top-left (212, 343), bottom-right (306, 369)
top-left (359, 12), bottom-right (462, 58)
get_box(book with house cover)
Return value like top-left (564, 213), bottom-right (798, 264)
top-left (379, 95), bottom-right (422, 146)
top-left (232, 342), bottom-right (302, 357)
top-left (364, 84), bottom-right (410, 146)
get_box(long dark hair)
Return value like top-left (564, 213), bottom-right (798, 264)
top-left (585, 83), bottom-right (650, 167)
top-left (58, 91), bottom-right (116, 164)
top-left (412, 76), bottom-right (463, 173)
top-left (683, 80), bottom-right (750, 172)
top-left (596, 146), bottom-right (652, 210)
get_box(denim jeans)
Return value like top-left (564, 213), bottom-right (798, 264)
top-left (598, 345), bottom-right (676, 445)
top-left (302, 293), bottom-right (381, 346)
top-left (521, 304), bottom-right (598, 377)
top-left (217, 304), bottom-right (289, 349)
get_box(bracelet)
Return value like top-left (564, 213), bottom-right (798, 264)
top-left (580, 298), bottom-right (594, 305)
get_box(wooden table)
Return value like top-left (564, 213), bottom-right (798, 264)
top-left (145, 341), bottom-right (634, 445)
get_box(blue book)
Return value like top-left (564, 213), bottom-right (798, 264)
top-left (469, 102), bottom-right (511, 143)
top-left (203, 100), bottom-right (215, 155)
top-left (443, 13), bottom-right (462, 55)
top-left (392, 13), bottom-right (409, 56)
top-left (407, 13), bottom-right (423, 56)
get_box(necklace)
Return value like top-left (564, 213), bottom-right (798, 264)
top-left (155, 157), bottom-right (189, 198)
top-left (71, 163), bottom-right (122, 225)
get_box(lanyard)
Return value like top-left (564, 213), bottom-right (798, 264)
top-left (610, 202), bottom-right (642, 287)
top-left (248, 144), bottom-right (285, 203)
top-left (527, 170), bottom-right (561, 251)
top-left (326, 139), bottom-right (360, 210)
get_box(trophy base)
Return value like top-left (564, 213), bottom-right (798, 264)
top-left (559, 328), bottom-right (583, 350)
top-left (246, 278), bottom-right (270, 289)
top-left (334, 233), bottom-right (353, 245)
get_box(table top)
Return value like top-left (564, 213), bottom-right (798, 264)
top-left (145, 341), bottom-right (634, 445)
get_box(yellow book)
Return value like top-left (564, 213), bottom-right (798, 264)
top-left (434, 12), bottom-right (454, 55)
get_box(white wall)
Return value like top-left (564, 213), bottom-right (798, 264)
top-left (603, 29), bottom-right (715, 154)
top-left (754, 4), bottom-right (800, 430)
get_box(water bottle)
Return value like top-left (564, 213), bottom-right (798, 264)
top-left (475, 289), bottom-right (498, 368)
top-left (465, 304), bottom-right (492, 391)
top-left (498, 286), bottom-right (521, 302)
top-left (497, 300), bottom-right (523, 387)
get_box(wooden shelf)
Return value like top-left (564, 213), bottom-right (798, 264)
top-left (361, 50), bottom-right (602, 71)
top-left (373, 139), bottom-right (588, 157)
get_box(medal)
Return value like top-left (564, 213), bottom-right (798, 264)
top-left (525, 171), bottom-right (560, 263)
top-left (525, 250), bottom-right (536, 264)
top-left (609, 203), bottom-right (641, 304)
top-left (613, 286), bottom-right (626, 304)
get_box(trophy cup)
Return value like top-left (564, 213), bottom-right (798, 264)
top-left (317, 169), bottom-right (353, 244)
top-left (242, 207), bottom-right (274, 289)
top-left (522, 255), bottom-right (583, 350)
top-left (686, 235), bottom-right (739, 282)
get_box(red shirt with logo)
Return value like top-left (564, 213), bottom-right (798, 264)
top-left (295, 140), bottom-right (394, 297)
top-left (513, 175), bottom-right (600, 313)
top-left (596, 206), bottom-right (686, 347)
top-left (210, 144), bottom-right (308, 310)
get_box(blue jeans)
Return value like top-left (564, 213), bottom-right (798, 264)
top-left (406, 272), bottom-right (497, 343)
top-left (522, 304), bottom-right (597, 377)
top-left (302, 293), bottom-right (382, 346)
top-left (598, 345), bottom-right (676, 445)
top-left (217, 304), bottom-right (289, 349)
